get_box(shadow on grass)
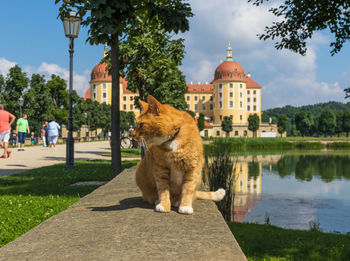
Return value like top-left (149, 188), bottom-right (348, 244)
top-left (0, 160), bottom-right (139, 197)
top-left (89, 196), bottom-right (153, 211)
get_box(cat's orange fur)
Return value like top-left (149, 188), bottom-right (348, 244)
top-left (134, 96), bottom-right (225, 215)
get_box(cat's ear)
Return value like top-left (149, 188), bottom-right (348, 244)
top-left (138, 99), bottom-right (148, 113)
top-left (147, 95), bottom-right (161, 116)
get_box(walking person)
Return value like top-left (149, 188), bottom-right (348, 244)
top-left (47, 118), bottom-right (60, 149)
top-left (44, 121), bottom-right (49, 147)
top-left (16, 114), bottom-right (30, 151)
top-left (41, 124), bottom-right (46, 147)
top-left (30, 132), bottom-right (35, 146)
top-left (0, 104), bottom-right (16, 158)
top-left (12, 130), bottom-right (17, 147)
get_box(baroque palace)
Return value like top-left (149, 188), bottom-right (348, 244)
top-left (84, 44), bottom-right (280, 137)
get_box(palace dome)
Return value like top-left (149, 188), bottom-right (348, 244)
top-left (90, 62), bottom-right (111, 83)
top-left (213, 61), bottom-right (246, 82)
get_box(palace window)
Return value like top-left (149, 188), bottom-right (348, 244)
top-left (195, 104), bottom-right (198, 110)
top-left (239, 73), bottom-right (242, 79)
top-left (93, 93), bottom-right (96, 99)
top-left (230, 115), bottom-right (233, 119)
top-left (130, 96), bottom-right (133, 101)
top-left (219, 92), bottom-right (222, 98)
top-left (254, 98), bottom-right (256, 102)
top-left (240, 84), bottom-right (242, 88)
top-left (253, 90), bottom-right (256, 94)
top-left (247, 105), bottom-right (251, 111)
top-left (244, 130), bottom-right (247, 136)
top-left (187, 104), bottom-right (190, 109)
top-left (220, 115), bottom-right (222, 120)
top-left (103, 83), bottom-right (107, 89)
top-left (240, 115), bottom-right (242, 120)
top-left (210, 104), bottom-right (213, 110)
top-left (195, 96), bottom-right (198, 101)
top-left (123, 104), bottom-right (126, 110)
top-left (247, 98), bottom-right (250, 102)
top-left (230, 83), bottom-right (233, 88)
top-left (123, 96), bottom-right (126, 101)
top-left (93, 84), bottom-right (96, 90)
top-left (230, 92), bottom-right (233, 98)
top-left (247, 90), bottom-right (250, 94)
top-left (103, 93), bottom-right (106, 98)
top-left (210, 96), bottom-right (213, 101)
top-left (202, 104), bottom-right (206, 110)
top-left (187, 96), bottom-right (190, 101)
top-left (103, 73), bottom-right (106, 78)
top-left (202, 96), bottom-right (205, 101)
top-left (235, 130), bottom-right (239, 136)
top-left (240, 92), bottom-right (242, 98)
top-left (229, 73), bottom-right (233, 78)
top-left (254, 105), bottom-right (257, 111)
top-left (219, 101), bottom-right (222, 108)
top-left (130, 105), bottom-right (133, 110)
top-left (219, 84), bottom-right (222, 89)
top-left (240, 101), bottom-right (242, 108)
top-left (230, 101), bottom-right (233, 107)
top-left (204, 130), bottom-right (208, 137)
top-left (216, 131), bottom-right (220, 137)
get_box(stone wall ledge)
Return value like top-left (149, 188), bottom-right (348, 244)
top-left (0, 166), bottom-right (247, 261)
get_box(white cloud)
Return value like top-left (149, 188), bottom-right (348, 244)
top-left (0, 58), bottom-right (16, 76)
top-left (0, 58), bottom-right (89, 96)
top-left (182, 0), bottom-right (345, 108)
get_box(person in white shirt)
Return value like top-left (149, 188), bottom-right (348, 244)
top-left (47, 118), bottom-right (60, 149)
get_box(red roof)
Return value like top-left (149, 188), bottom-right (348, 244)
top-left (246, 77), bottom-right (261, 88)
top-left (187, 84), bottom-right (213, 93)
top-left (90, 62), bottom-right (111, 83)
top-left (213, 61), bottom-right (246, 82)
top-left (83, 88), bottom-right (90, 100)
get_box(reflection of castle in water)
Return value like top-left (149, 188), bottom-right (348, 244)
top-left (232, 157), bottom-right (263, 222)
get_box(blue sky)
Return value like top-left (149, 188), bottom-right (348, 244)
top-left (1, 0), bottom-right (349, 109)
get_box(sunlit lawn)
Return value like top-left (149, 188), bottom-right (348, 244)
top-left (0, 160), bottom-right (138, 247)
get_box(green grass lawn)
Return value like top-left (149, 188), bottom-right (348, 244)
top-left (228, 222), bottom-right (350, 261)
top-left (103, 148), bottom-right (141, 158)
top-left (0, 160), bottom-right (138, 247)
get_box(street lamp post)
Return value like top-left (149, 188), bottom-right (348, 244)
top-left (18, 96), bottom-right (24, 118)
top-left (62, 11), bottom-right (81, 168)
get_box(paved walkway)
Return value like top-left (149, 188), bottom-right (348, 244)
top-left (0, 166), bottom-right (247, 260)
top-left (0, 141), bottom-right (113, 176)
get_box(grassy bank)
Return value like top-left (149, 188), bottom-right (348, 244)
top-left (204, 138), bottom-right (350, 153)
top-left (229, 222), bottom-right (350, 261)
top-left (0, 160), bottom-right (138, 247)
top-left (103, 148), bottom-right (141, 158)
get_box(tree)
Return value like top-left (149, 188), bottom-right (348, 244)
top-left (120, 111), bottom-right (135, 133)
top-left (186, 110), bottom-right (196, 118)
top-left (249, 0), bottom-right (350, 56)
top-left (197, 113), bottom-right (205, 132)
top-left (248, 114), bottom-right (260, 137)
top-left (221, 116), bottom-right (233, 137)
top-left (120, 20), bottom-right (188, 110)
top-left (56, 0), bottom-right (193, 178)
top-left (295, 111), bottom-right (314, 137)
top-left (335, 111), bottom-right (344, 137)
top-left (1, 65), bottom-right (29, 118)
top-left (277, 114), bottom-right (288, 137)
top-left (318, 109), bottom-right (336, 137)
top-left (343, 111), bottom-right (350, 137)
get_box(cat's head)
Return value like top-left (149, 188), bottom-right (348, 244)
top-left (133, 95), bottom-right (181, 146)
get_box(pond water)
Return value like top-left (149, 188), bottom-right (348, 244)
top-left (231, 150), bottom-right (350, 234)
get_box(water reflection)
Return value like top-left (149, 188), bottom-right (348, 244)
top-left (232, 153), bottom-right (350, 233)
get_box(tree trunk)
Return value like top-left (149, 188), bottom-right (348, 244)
top-left (110, 34), bottom-right (122, 178)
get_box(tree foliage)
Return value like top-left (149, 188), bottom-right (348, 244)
top-left (277, 114), bottom-right (288, 137)
top-left (318, 109), bottom-right (336, 136)
top-left (221, 116), bottom-right (233, 136)
top-left (248, 114), bottom-right (260, 136)
top-left (249, 0), bottom-right (350, 55)
top-left (56, 0), bottom-right (193, 177)
top-left (197, 113), bottom-right (205, 131)
top-left (295, 111), bottom-right (314, 137)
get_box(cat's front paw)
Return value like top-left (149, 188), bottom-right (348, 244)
top-left (178, 206), bottom-right (193, 215)
top-left (155, 203), bottom-right (170, 213)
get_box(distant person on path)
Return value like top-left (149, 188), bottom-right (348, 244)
top-left (44, 121), bottom-right (49, 147)
top-left (47, 119), bottom-right (60, 149)
top-left (12, 130), bottom-right (17, 147)
top-left (16, 114), bottom-right (30, 151)
top-left (0, 104), bottom-right (16, 158)
top-left (41, 124), bottom-right (46, 147)
top-left (30, 132), bottom-right (35, 146)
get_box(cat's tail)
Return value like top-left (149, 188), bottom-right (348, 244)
top-left (195, 188), bottom-right (226, 201)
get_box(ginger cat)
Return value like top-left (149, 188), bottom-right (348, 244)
top-left (134, 96), bottom-right (225, 215)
